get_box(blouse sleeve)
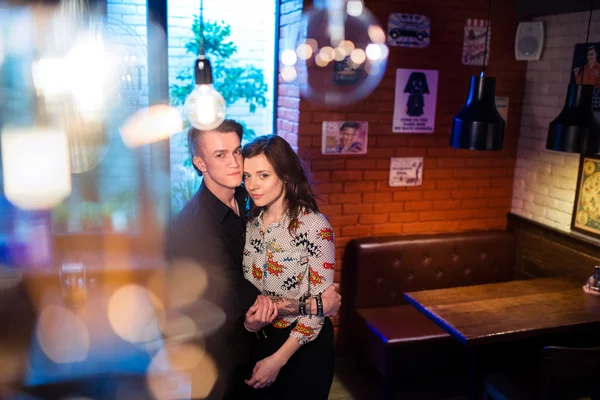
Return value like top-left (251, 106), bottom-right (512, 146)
top-left (290, 212), bottom-right (336, 345)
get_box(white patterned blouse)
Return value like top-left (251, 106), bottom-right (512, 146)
top-left (243, 208), bottom-right (335, 345)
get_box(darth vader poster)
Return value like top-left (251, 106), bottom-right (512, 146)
top-left (393, 68), bottom-right (438, 133)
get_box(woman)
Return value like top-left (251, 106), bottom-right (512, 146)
top-left (241, 135), bottom-right (335, 399)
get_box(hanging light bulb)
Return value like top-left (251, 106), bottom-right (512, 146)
top-left (450, 0), bottom-right (505, 151)
top-left (546, 0), bottom-right (599, 154)
top-left (183, 0), bottom-right (226, 130)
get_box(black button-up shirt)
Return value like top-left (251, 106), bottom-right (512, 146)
top-left (166, 182), bottom-right (259, 364)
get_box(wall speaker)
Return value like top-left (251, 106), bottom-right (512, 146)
top-left (515, 21), bottom-right (544, 61)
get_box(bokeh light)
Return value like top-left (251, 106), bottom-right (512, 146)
top-left (120, 105), bottom-right (183, 148)
top-left (37, 305), bottom-right (90, 363)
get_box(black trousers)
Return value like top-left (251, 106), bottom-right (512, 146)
top-left (242, 318), bottom-right (335, 400)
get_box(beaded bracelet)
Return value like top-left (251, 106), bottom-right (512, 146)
top-left (299, 295), bottom-right (307, 315)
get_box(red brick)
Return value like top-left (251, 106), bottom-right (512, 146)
top-left (376, 159), bottom-right (390, 170)
top-left (459, 219), bottom-right (489, 231)
top-left (472, 209), bottom-right (500, 218)
top-left (419, 211), bottom-right (446, 221)
top-left (492, 159), bottom-right (515, 168)
top-left (425, 169), bottom-right (454, 179)
top-left (328, 215), bottom-right (359, 226)
top-left (377, 136), bottom-right (409, 147)
top-left (343, 204), bottom-right (374, 215)
top-left (329, 193), bottom-right (362, 204)
top-left (313, 112), bottom-right (346, 121)
top-left (438, 158), bottom-right (466, 167)
top-left (464, 179), bottom-right (491, 188)
top-left (431, 221), bottom-right (460, 232)
top-left (314, 183), bottom-right (343, 194)
top-left (452, 189), bottom-right (479, 199)
top-left (359, 214), bottom-right (389, 224)
top-left (487, 217), bottom-right (508, 229)
top-left (433, 200), bottom-right (462, 210)
top-left (312, 171), bottom-right (331, 182)
top-left (424, 190), bottom-right (452, 200)
top-left (372, 223), bottom-right (404, 235)
top-left (332, 170), bottom-right (363, 182)
top-left (424, 158), bottom-right (437, 168)
top-left (405, 201), bottom-right (433, 211)
top-left (341, 225), bottom-right (373, 237)
top-left (312, 159), bottom-right (345, 170)
top-left (393, 191), bottom-right (423, 201)
top-left (390, 212), bottom-right (420, 223)
top-left (365, 170), bottom-right (390, 180)
top-left (341, 182), bottom-right (375, 193)
top-left (477, 188), bottom-right (506, 198)
top-left (403, 222), bottom-right (433, 234)
top-left (363, 192), bottom-right (393, 203)
top-left (446, 210), bottom-right (474, 220)
top-left (437, 180), bottom-right (465, 189)
top-left (396, 147), bottom-right (428, 157)
top-left (489, 198), bottom-right (512, 208)
top-left (320, 205), bottom-right (342, 216)
top-left (461, 199), bottom-right (489, 209)
top-left (346, 159), bottom-right (377, 170)
top-left (491, 178), bottom-right (514, 188)
top-left (408, 137), bottom-right (439, 147)
top-left (373, 202), bottom-right (404, 213)
top-left (466, 158), bottom-right (493, 167)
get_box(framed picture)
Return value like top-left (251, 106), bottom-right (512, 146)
top-left (572, 154), bottom-right (600, 239)
top-left (321, 121), bottom-right (368, 155)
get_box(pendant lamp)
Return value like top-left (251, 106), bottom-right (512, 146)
top-left (546, 0), bottom-right (599, 154)
top-left (183, 0), bottom-right (227, 130)
top-left (450, 0), bottom-right (505, 151)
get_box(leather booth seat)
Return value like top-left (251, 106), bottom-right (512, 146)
top-left (339, 230), bottom-right (516, 382)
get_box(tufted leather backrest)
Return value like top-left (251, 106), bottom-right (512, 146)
top-left (343, 231), bottom-right (515, 309)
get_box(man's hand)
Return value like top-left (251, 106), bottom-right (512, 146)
top-left (245, 355), bottom-right (284, 389)
top-left (321, 283), bottom-right (341, 317)
top-left (245, 295), bottom-right (277, 332)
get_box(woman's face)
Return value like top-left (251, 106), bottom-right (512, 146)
top-left (243, 154), bottom-right (285, 208)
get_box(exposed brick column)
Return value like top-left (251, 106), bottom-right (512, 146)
top-left (276, 0), bottom-right (303, 151)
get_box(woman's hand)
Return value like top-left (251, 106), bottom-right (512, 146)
top-left (244, 354), bottom-right (284, 389)
top-left (245, 295), bottom-right (277, 332)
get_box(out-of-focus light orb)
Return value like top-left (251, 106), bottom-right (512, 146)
top-left (147, 343), bottom-right (217, 400)
top-left (295, 3), bottom-right (388, 106)
top-left (0, 266), bottom-right (22, 290)
top-left (295, 43), bottom-right (313, 60)
top-left (120, 105), bottom-right (183, 148)
top-left (280, 66), bottom-right (297, 82)
top-left (163, 260), bottom-right (208, 309)
top-left (368, 25), bottom-right (386, 44)
top-left (280, 49), bottom-right (297, 66)
top-left (365, 43), bottom-right (382, 60)
top-left (37, 305), bottom-right (90, 363)
top-left (350, 48), bottom-right (366, 64)
top-left (32, 58), bottom-right (70, 97)
top-left (346, 0), bottom-right (364, 17)
top-left (108, 284), bottom-right (165, 344)
top-left (1, 127), bottom-right (72, 210)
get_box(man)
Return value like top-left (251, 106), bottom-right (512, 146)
top-left (166, 120), bottom-right (341, 399)
top-left (337, 121), bottom-right (363, 153)
top-left (574, 45), bottom-right (600, 87)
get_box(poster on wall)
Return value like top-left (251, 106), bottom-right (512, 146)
top-left (392, 68), bottom-right (438, 133)
top-left (572, 154), bottom-right (600, 240)
top-left (570, 43), bottom-right (600, 117)
top-left (495, 96), bottom-right (509, 123)
top-left (462, 19), bottom-right (491, 66)
top-left (387, 13), bottom-right (431, 48)
top-left (389, 157), bottom-right (423, 187)
top-left (321, 121), bottom-right (368, 155)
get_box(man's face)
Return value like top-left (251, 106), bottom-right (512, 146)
top-left (587, 48), bottom-right (597, 64)
top-left (193, 130), bottom-right (243, 189)
top-left (339, 127), bottom-right (357, 149)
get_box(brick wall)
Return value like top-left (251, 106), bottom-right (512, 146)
top-left (294, 0), bottom-right (527, 283)
top-left (277, 0), bottom-right (303, 150)
top-left (511, 11), bottom-right (600, 232)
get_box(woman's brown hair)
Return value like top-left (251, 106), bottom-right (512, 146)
top-left (242, 135), bottom-right (319, 233)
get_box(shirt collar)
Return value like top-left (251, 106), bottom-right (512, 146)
top-left (197, 181), bottom-right (246, 224)
top-left (257, 208), bottom-right (292, 229)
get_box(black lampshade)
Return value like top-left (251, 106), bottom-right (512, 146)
top-left (546, 83), bottom-right (599, 154)
top-left (450, 74), bottom-right (505, 151)
top-left (194, 56), bottom-right (213, 85)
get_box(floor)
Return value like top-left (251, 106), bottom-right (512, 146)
top-left (329, 358), bottom-right (467, 400)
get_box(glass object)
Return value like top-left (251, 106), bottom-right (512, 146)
top-left (288, 0), bottom-right (388, 106)
top-left (184, 82), bottom-right (226, 130)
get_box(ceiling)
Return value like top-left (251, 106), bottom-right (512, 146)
top-left (517, 0), bottom-right (600, 20)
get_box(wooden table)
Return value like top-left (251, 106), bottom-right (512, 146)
top-left (404, 277), bottom-right (600, 398)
